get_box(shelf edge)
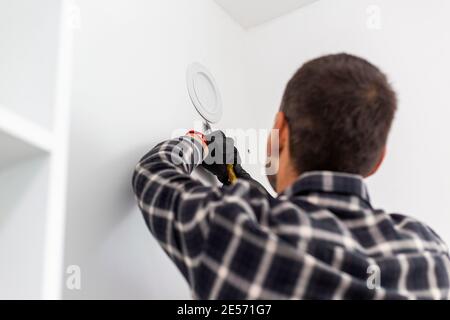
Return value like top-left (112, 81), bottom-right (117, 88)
top-left (0, 104), bottom-right (54, 152)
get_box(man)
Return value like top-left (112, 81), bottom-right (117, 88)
top-left (132, 53), bottom-right (450, 299)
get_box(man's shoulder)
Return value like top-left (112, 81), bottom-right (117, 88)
top-left (388, 213), bottom-right (448, 248)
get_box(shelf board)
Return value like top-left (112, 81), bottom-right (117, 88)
top-left (0, 105), bottom-right (53, 169)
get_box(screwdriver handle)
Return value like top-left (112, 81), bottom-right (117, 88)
top-left (227, 164), bottom-right (238, 184)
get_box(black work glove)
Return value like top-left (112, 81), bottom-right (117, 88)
top-left (202, 131), bottom-right (251, 185)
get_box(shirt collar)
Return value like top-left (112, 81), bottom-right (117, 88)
top-left (283, 171), bottom-right (371, 204)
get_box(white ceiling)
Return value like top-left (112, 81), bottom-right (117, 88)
top-left (214, 0), bottom-right (318, 28)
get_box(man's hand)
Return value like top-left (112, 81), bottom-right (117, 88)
top-left (202, 131), bottom-right (251, 185)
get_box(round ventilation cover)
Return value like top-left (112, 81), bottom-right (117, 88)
top-left (186, 63), bottom-right (223, 124)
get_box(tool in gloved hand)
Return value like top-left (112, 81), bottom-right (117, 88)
top-left (202, 131), bottom-right (250, 186)
top-left (201, 137), bottom-right (267, 191)
top-left (186, 63), bottom-right (239, 185)
top-left (202, 125), bottom-right (239, 185)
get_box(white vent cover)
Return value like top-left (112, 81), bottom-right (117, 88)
top-left (186, 63), bottom-right (223, 124)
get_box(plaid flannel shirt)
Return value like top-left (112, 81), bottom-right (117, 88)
top-left (132, 136), bottom-right (450, 300)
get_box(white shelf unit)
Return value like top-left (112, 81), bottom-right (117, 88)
top-left (0, 0), bottom-right (73, 299)
top-left (0, 138), bottom-right (51, 299)
top-left (0, 106), bottom-right (53, 167)
top-left (0, 106), bottom-right (54, 299)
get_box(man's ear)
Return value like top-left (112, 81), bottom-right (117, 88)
top-left (274, 112), bottom-right (289, 151)
top-left (367, 147), bottom-right (386, 177)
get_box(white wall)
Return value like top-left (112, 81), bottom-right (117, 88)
top-left (63, 0), bottom-right (248, 299)
top-left (0, 0), bottom-right (60, 130)
top-left (0, 157), bottom-right (50, 299)
top-left (245, 0), bottom-right (450, 246)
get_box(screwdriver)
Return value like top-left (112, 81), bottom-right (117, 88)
top-left (203, 121), bottom-right (238, 185)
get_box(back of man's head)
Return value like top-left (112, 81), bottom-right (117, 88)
top-left (281, 53), bottom-right (397, 176)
